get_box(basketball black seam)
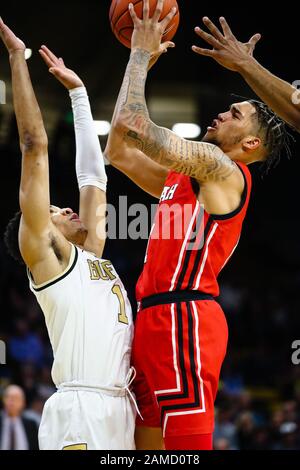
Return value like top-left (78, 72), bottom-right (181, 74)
top-left (118, 14), bottom-right (178, 45)
top-left (112, 0), bottom-right (142, 30)
top-left (109, 0), bottom-right (118, 23)
top-left (112, 2), bottom-right (179, 45)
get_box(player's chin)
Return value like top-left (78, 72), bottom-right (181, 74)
top-left (202, 132), bottom-right (210, 142)
top-left (69, 225), bottom-right (88, 245)
top-left (202, 130), bottom-right (219, 146)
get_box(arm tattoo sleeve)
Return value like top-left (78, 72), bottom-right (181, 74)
top-left (118, 48), bottom-right (236, 182)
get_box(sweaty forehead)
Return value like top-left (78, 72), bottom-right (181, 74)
top-left (236, 101), bottom-right (256, 116)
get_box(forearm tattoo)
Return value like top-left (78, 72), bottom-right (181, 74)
top-left (118, 48), bottom-right (236, 182)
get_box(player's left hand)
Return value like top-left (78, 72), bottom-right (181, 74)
top-left (129, 0), bottom-right (177, 55)
top-left (192, 16), bottom-right (261, 72)
top-left (0, 18), bottom-right (26, 55)
top-left (39, 45), bottom-right (84, 90)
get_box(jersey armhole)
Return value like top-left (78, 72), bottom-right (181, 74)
top-left (210, 163), bottom-right (249, 221)
top-left (28, 244), bottom-right (78, 292)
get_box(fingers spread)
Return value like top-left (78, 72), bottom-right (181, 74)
top-left (152, 0), bottom-right (164, 22)
top-left (160, 6), bottom-right (177, 31)
top-left (192, 45), bottom-right (216, 57)
top-left (219, 17), bottom-right (235, 38)
top-left (249, 33), bottom-right (261, 48)
top-left (195, 27), bottom-right (222, 49)
top-left (202, 17), bottom-right (225, 42)
top-left (128, 3), bottom-right (140, 24)
top-left (143, 0), bottom-right (150, 20)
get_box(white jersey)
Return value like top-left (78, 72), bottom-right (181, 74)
top-left (28, 244), bottom-right (135, 450)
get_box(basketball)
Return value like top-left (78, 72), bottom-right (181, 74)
top-left (109, 0), bottom-right (180, 49)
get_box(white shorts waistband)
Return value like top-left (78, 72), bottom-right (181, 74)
top-left (57, 383), bottom-right (126, 397)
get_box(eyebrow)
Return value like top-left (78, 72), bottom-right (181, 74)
top-left (230, 105), bottom-right (243, 117)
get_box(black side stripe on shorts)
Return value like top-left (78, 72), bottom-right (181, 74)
top-left (158, 302), bottom-right (203, 425)
top-left (175, 207), bottom-right (205, 291)
top-left (157, 302), bottom-right (188, 403)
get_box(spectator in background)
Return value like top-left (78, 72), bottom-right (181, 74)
top-left (214, 407), bottom-right (238, 449)
top-left (0, 385), bottom-right (39, 450)
top-left (236, 411), bottom-right (256, 450)
top-left (214, 437), bottom-right (231, 450)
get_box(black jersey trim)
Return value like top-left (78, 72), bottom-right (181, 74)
top-left (210, 164), bottom-right (248, 220)
top-left (30, 246), bottom-right (78, 292)
top-left (175, 208), bottom-right (205, 291)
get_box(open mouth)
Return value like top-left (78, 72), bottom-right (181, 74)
top-left (70, 213), bottom-right (80, 222)
top-left (207, 119), bottom-right (219, 132)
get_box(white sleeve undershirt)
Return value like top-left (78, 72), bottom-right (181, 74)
top-left (69, 86), bottom-right (107, 193)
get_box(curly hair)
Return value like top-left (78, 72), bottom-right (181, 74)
top-left (3, 211), bottom-right (24, 265)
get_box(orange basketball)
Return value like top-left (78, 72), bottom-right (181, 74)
top-left (109, 0), bottom-right (180, 49)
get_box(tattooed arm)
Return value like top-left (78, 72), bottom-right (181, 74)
top-left (106, 45), bottom-right (176, 199)
top-left (116, 47), bottom-right (238, 184)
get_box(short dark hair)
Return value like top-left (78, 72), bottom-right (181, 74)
top-left (4, 211), bottom-right (24, 265)
top-left (249, 99), bottom-right (293, 174)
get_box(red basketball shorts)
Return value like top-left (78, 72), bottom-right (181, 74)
top-left (132, 299), bottom-right (228, 437)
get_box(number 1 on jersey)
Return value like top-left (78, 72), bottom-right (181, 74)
top-left (112, 284), bottom-right (128, 325)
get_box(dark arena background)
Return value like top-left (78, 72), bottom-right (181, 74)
top-left (0, 0), bottom-right (300, 452)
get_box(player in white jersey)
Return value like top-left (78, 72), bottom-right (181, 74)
top-left (1, 19), bottom-right (135, 450)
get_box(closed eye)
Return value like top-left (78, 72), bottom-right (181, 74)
top-left (230, 105), bottom-right (242, 119)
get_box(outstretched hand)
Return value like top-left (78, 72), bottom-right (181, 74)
top-left (192, 16), bottom-right (261, 72)
top-left (129, 0), bottom-right (177, 54)
top-left (39, 45), bottom-right (84, 90)
top-left (0, 17), bottom-right (25, 55)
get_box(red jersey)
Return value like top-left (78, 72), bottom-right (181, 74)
top-left (136, 162), bottom-right (252, 300)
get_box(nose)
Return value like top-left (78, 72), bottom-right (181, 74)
top-left (61, 208), bottom-right (73, 216)
top-left (218, 113), bottom-right (225, 122)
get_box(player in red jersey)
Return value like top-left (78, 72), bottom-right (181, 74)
top-left (106, 0), bottom-right (291, 450)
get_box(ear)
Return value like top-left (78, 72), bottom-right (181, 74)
top-left (242, 136), bottom-right (261, 153)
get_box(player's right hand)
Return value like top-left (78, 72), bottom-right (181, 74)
top-left (0, 18), bottom-right (26, 55)
top-left (129, 0), bottom-right (177, 55)
top-left (39, 45), bottom-right (84, 90)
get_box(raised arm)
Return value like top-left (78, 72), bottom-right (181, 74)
top-left (112, 1), bottom-right (237, 184)
top-left (105, 41), bottom-right (177, 198)
top-left (192, 17), bottom-right (300, 132)
top-left (0, 19), bottom-right (61, 270)
top-left (39, 46), bottom-right (107, 257)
